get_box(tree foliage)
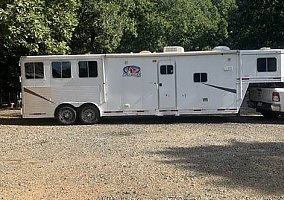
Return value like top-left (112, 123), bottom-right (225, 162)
top-left (229, 0), bottom-right (284, 49)
top-left (71, 0), bottom-right (134, 53)
top-left (1, 0), bottom-right (78, 54)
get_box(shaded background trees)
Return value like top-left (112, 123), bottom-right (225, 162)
top-left (229, 0), bottom-right (284, 49)
top-left (0, 0), bottom-right (283, 104)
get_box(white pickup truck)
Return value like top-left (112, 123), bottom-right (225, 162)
top-left (248, 83), bottom-right (284, 118)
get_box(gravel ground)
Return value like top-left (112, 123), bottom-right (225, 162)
top-left (0, 109), bottom-right (284, 200)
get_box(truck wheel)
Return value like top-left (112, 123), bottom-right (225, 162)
top-left (78, 104), bottom-right (100, 124)
top-left (260, 111), bottom-right (280, 119)
top-left (56, 105), bottom-right (77, 125)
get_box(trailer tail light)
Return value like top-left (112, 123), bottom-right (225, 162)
top-left (272, 92), bottom-right (280, 102)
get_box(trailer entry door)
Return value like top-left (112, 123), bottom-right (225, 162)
top-left (158, 61), bottom-right (176, 109)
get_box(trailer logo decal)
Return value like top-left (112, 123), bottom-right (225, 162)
top-left (203, 83), bottom-right (236, 94)
top-left (123, 66), bottom-right (141, 77)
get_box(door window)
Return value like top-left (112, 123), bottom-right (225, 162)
top-left (160, 65), bottom-right (174, 75)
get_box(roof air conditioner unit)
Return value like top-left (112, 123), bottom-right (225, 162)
top-left (163, 46), bottom-right (184, 53)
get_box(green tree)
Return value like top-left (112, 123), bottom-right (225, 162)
top-left (0, 0), bottom-right (79, 97)
top-left (117, 0), bottom-right (168, 52)
top-left (154, 0), bottom-right (231, 50)
top-left (71, 0), bottom-right (134, 54)
top-left (1, 0), bottom-right (79, 54)
top-left (229, 0), bottom-right (284, 49)
top-left (118, 0), bottom-right (234, 52)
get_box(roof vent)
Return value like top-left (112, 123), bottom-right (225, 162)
top-left (140, 50), bottom-right (151, 53)
top-left (213, 46), bottom-right (230, 51)
top-left (260, 47), bottom-right (271, 50)
top-left (163, 46), bottom-right (184, 53)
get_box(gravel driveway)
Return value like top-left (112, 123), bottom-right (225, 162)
top-left (0, 109), bottom-right (283, 200)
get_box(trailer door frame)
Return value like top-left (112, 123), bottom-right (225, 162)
top-left (158, 60), bottom-right (177, 110)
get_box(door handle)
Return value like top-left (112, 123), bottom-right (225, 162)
top-left (159, 83), bottom-right (162, 86)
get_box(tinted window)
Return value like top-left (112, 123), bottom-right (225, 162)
top-left (160, 65), bottom-right (174, 75)
top-left (257, 58), bottom-right (267, 72)
top-left (25, 62), bottom-right (44, 79)
top-left (52, 62), bottom-right (71, 78)
top-left (79, 61), bottom-right (88, 77)
top-left (79, 61), bottom-right (98, 78)
top-left (89, 61), bottom-right (98, 77)
top-left (25, 63), bottom-right (34, 79)
top-left (268, 58), bottom-right (276, 71)
top-left (194, 73), bottom-right (200, 82)
top-left (34, 63), bottom-right (44, 78)
top-left (257, 57), bottom-right (277, 72)
top-left (62, 62), bottom-right (71, 78)
top-left (167, 65), bottom-right (173, 74)
top-left (160, 65), bottom-right (167, 74)
top-left (52, 62), bottom-right (61, 78)
top-left (194, 73), bottom-right (207, 83)
top-left (201, 73), bottom-right (207, 82)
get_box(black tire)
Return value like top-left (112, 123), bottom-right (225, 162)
top-left (78, 104), bottom-right (100, 124)
top-left (56, 105), bottom-right (77, 125)
top-left (260, 110), bottom-right (280, 119)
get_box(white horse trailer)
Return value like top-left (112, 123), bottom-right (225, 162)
top-left (20, 47), bottom-right (284, 124)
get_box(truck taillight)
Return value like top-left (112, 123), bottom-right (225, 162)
top-left (272, 92), bottom-right (280, 102)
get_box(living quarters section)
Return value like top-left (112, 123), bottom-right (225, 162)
top-left (243, 49), bottom-right (284, 117)
top-left (240, 49), bottom-right (283, 83)
top-left (102, 50), bottom-right (240, 116)
top-left (175, 52), bottom-right (239, 114)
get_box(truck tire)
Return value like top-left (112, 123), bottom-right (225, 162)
top-left (78, 104), bottom-right (100, 124)
top-left (56, 105), bottom-right (77, 125)
top-left (260, 111), bottom-right (280, 119)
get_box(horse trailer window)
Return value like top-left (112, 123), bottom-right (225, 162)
top-left (52, 62), bottom-right (71, 78)
top-left (79, 61), bottom-right (98, 78)
top-left (62, 62), bottom-right (71, 78)
top-left (257, 57), bottom-right (277, 72)
top-left (194, 73), bottom-right (207, 82)
top-left (25, 62), bottom-right (44, 79)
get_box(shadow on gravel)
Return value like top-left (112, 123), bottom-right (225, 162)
top-left (1, 115), bottom-right (284, 126)
top-left (156, 141), bottom-right (284, 195)
top-left (0, 118), bottom-right (59, 126)
top-left (101, 116), bottom-right (284, 125)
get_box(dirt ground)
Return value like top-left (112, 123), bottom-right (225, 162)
top-left (0, 109), bottom-right (283, 199)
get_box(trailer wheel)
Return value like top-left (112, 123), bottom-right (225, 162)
top-left (260, 111), bottom-right (280, 119)
top-left (56, 105), bottom-right (77, 125)
top-left (78, 104), bottom-right (100, 124)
